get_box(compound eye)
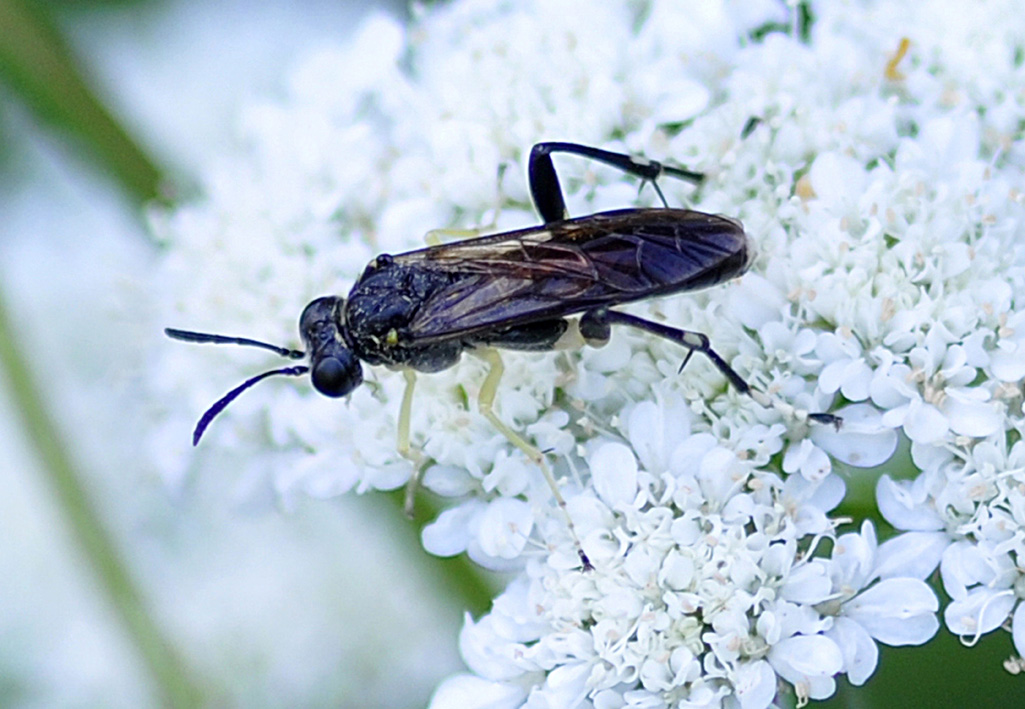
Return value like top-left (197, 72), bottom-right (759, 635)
top-left (311, 356), bottom-right (362, 397)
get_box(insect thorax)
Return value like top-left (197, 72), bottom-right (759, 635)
top-left (344, 259), bottom-right (463, 372)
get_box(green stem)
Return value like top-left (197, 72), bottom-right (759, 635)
top-left (0, 290), bottom-right (205, 707)
top-left (0, 0), bottom-right (165, 205)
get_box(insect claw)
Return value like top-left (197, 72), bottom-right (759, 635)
top-left (810, 412), bottom-right (844, 430)
top-left (579, 550), bottom-right (594, 572)
top-left (740, 116), bottom-right (763, 139)
top-left (650, 179), bottom-right (670, 209)
top-left (755, 394), bottom-right (842, 432)
top-left (677, 348), bottom-right (696, 375)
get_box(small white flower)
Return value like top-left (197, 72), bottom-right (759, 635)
top-left (590, 442), bottom-right (639, 510)
top-left (819, 522), bottom-right (940, 685)
top-left (945, 587), bottom-right (1018, 640)
top-left (817, 332), bottom-right (873, 402)
top-left (810, 403), bottom-right (898, 468)
top-left (422, 496), bottom-right (536, 571)
top-left (766, 634), bottom-right (844, 703)
top-left (873, 531), bottom-right (949, 581)
top-left (429, 674), bottom-right (526, 709)
top-left (989, 311), bottom-right (1025, 382)
top-left (877, 475), bottom-right (946, 532)
top-left (421, 501), bottom-right (482, 558)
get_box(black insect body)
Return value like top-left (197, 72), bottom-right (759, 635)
top-left (167, 142), bottom-right (837, 569)
top-left (322, 208), bottom-right (748, 382)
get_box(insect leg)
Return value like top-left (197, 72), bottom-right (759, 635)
top-left (474, 348), bottom-right (593, 570)
top-left (580, 309), bottom-right (841, 427)
top-left (424, 227), bottom-right (487, 246)
top-left (476, 348), bottom-right (547, 463)
top-left (740, 116), bottom-right (763, 139)
top-left (528, 142), bottom-right (704, 224)
top-left (397, 368), bottom-right (426, 516)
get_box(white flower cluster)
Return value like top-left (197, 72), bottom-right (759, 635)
top-left (150, 0), bottom-right (1025, 706)
top-left (433, 398), bottom-right (939, 708)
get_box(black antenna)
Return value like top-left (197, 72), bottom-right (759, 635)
top-left (164, 328), bottom-right (310, 443)
top-left (192, 365), bottom-right (309, 445)
top-left (164, 328), bottom-right (305, 360)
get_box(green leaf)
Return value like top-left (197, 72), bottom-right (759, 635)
top-left (0, 0), bottom-right (166, 206)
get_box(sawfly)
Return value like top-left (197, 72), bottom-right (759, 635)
top-left (167, 141), bottom-right (840, 569)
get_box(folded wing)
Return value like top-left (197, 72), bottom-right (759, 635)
top-left (393, 208), bottom-right (747, 343)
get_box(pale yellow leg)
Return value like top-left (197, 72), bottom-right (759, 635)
top-left (424, 165), bottom-right (506, 246)
top-left (475, 348), bottom-right (592, 569)
top-left (397, 369), bottom-right (425, 517)
top-left (476, 348), bottom-right (546, 465)
top-left (424, 227), bottom-right (486, 246)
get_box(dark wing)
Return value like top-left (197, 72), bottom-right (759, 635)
top-left (393, 208), bottom-right (749, 343)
